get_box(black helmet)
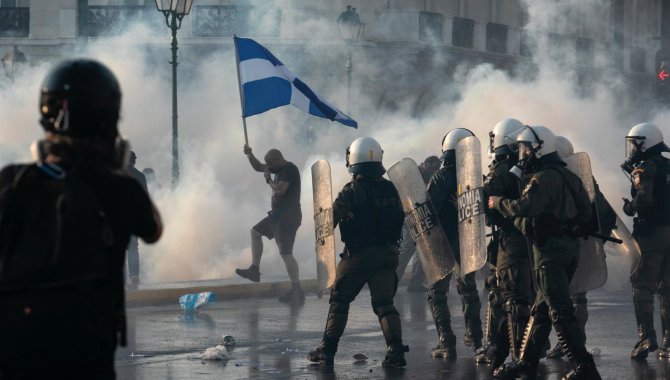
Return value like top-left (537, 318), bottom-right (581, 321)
top-left (39, 59), bottom-right (121, 142)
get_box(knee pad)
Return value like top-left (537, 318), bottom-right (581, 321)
top-left (373, 304), bottom-right (399, 319)
top-left (461, 290), bottom-right (481, 306)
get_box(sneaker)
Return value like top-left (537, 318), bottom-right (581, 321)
top-left (382, 344), bottom-right (409, 368)
top-left (407, 284), bottom-right (428, 293)
top-left (235, 265), bottom-right (260, 283)
top-left (307, 346), bottom-right (334, 365)
top-left (279, 287), bottom-right (305, 304)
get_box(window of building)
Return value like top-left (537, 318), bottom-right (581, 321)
top-left (486, 22), bottom-right (507, 54)
top-left (0, 0), bottom-right (16, 8)
top-left (576, 37), bottom-right (594, 68)
top-left (419, 11), bottom-right (443, 42)
top-left (452, 17), bottom-right (474, 48)
top-left (630, 47), bottom-right (647, 73)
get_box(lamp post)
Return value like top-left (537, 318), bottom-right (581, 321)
top-left (337, 6), bottom-right (364, 112)
top-left (2, 45), bottom-right (27, 82)
top-left (155, 0), bottom-right (193, 189)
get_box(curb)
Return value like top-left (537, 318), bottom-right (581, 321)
top-left (126, 279), bottom-right (320, 307)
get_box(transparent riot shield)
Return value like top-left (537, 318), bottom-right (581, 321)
top-left (609, 215), bottom-right (641, 272)
top-left (311, 160), bottom-right (336, 299)
top-left (388, 158), bottom-right (456, 285)
top-left (564, 152), bottom-right (607, 293)
top-left (455, 136), bottom-right (487, 277)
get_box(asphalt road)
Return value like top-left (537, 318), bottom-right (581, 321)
top-left (116, 285), bottom-right (670, 380)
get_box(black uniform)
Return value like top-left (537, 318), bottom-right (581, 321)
top-left (491, 154), bottom-right (600, 379)
top-left (480, 158), bottom-right (532, 366)
top-left (625, 154), bottom-right (670, 358)
top-left (311, 174), bottom-right (407, 366)
top-left (427, 163), bottom-right (483, 355)
top-left (0, 162), bottom-right (161, 378)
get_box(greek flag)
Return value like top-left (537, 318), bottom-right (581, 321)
top-left (234, 36), bottom-right (357, 129)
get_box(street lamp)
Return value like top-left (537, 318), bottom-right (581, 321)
top-left (337, 6), bottom-right (364, 112)
top-left (155, 0), bottom-right (193, 189)
top-left (2, 45), bottom-right (27, 82)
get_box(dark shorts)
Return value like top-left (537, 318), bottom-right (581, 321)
top-left (253, 212), bottom-right (301, 256)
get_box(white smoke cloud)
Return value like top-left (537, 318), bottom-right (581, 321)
top-left (0, 1), bottom-right (664, 283)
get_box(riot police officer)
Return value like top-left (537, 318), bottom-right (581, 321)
top-left (488, 126), bottom-right (601, 380)
top-left (0, 60), bottom-right (163, 378)
top-left (308, 137), bottom-right (408, 367)
top-left (621, 123), bottom-right (670, 360)
top-left (475, 119), bottom-right (532, 369)
top-left (426, 128), bottom-right (483, 358)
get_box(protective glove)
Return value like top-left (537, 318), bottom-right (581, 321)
top-left (622, 198), bottom-right (636, 217)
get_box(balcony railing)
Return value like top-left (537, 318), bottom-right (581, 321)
top-left (81, 6), bottom-right (161, 37)
top-left (193, 5), bottom-right (280, 37)
top-left (0, 7), bottom-right (29, 38)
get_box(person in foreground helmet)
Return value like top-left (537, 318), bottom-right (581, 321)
top-left (488, 126), bottom-right (601, 379)
top-left (0, 59), bottom-right (162, 378)
top-left (621, 123), bottom-right (670, 360)
top-left (475, 119), bottom-right (532, 370)
top-left (236, 145), bottom-right (304, 304)
top-left (425, 128), bottom-right (483, 358)
top-left (308, 137), bottom-right (408, 368)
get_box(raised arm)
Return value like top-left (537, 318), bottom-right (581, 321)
top-left (244, 145), bottom-right (267, 173)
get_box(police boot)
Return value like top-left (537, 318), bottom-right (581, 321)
top-left (505, 299), bottom-right (530, 361)
top-left (432, 321), bottom-right (457, 359)
top-left (475, 288), bottom-right (501, 364)
top-left (493, 313), bottom-right (552, 379)
top-left (545, 341), bottom-right (565, 359)
top-left (377, 306), bottom-right (408, 368)
top-left (488, 318), bottom-right (510, 370)
top-left (550, 308), bottom-right (601, 380)
top-left (658, 302), bottom-right (670, 358)
top-left (307, 338), bottom-right (337, 365)
top-left (631, 317), bottom-right (658, 360)
top-left (464, 319), bottom-right (484, 350)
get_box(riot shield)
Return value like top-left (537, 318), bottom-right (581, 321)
top-left (455, 136), bottom-right (487, 277)
top-left (388, 158), bottom-right (456, 285)
top-left (311, 160), bottom-right (336, 299)
top-left (564, 152), bottom-right (607, 294)
top-left (610, 215), bottom-right (641, 257)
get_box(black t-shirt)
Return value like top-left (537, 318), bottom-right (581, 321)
top-left (271, 161), bottom-right (301, 215)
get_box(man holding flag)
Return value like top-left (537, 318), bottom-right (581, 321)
top-left (231, 36), bottom-right (357, 303)
top-left (236, 146), bottom-right (304, 305)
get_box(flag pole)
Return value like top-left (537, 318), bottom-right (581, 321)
top-left (233, 34), bottom-right (249, 146)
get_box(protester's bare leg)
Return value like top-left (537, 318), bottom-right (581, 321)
top-left (251, 228), bottom-right (263, 267)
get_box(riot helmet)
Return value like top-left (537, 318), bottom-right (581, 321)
top-left (555, 136), bottom-right (574, 160)
top-left (346, 137), bottom-right (385, 177)
top-left (440, 128), bottom-right (475, 165)
top-left (512, 125), bottom-right (557, 176)
top-left (624, 123), bottom-right (669, 164)
top-left (37, 59), bottom-right (128, 169)
top-left (488, 118), bottom-right (525, 159)
top-left (40, 59), bottom-right (121, 141)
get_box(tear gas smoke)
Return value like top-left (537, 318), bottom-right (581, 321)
top-left (0, 1), bottom-right (663, 284)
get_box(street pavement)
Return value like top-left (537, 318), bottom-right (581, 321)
top-left (116, 284), bottom-right (670, 379)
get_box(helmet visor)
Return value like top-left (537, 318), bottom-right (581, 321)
top-left (487, 131), bottom-right (495, 156)
top-left (518, 141), bottom-right (534, 162)
top-left (625, 136), bottom-right (645, 161)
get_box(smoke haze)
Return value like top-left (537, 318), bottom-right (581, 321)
top-left (0, 0), bottom-right (664, 283)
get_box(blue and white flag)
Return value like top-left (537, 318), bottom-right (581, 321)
top-left (234, 36), bottom-right (357, 129)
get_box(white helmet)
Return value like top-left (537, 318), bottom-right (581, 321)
top-left (488, 118), bottom-right (525, 157)
top-left (625, 123), bottom-right (668, 162)
top-left (346, 136), bottom-right (385, 176)
top-left (516, 125), bottom-right (557, 159)
top-left (441, 128), bottom-right (475, 164)
top-left (555, 136), bottom-right (574, 160)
